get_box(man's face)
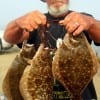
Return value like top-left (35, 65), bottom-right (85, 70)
top-left (46, 0), bottom-right (69, 17)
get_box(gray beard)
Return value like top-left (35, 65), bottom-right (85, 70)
top-left (47, 4), bottom-right (69, 17)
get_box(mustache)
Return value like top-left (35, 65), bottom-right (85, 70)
top-left (50, 0), bottom-right (64, 3)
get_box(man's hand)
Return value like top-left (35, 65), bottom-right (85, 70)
top-left (15, 10), bottom-right (46, 32)
top-left (59, 12), bottom-right (96, 35)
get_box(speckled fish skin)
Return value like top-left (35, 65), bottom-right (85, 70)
top-left (52, 33), bottom-right (99, 100)
top-left (2, 43), bottom-right (36, 100)
top-left (20, 43), bottom-right (53, 100)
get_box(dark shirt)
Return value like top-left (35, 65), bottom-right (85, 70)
top-left (17, 11), bottom-right (99, 100)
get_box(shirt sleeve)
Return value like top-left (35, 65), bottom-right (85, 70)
top-left (94, 42), bottom-right (100, 46)
top-left (81, 12), bottom-right (100, 46)
top-left (17, 30), bottom-right (38, 48)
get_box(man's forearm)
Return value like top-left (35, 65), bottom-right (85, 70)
top-left (88, 20), bottom-right (100, 43)
top-left (4, 20), bottom-right (29, 44)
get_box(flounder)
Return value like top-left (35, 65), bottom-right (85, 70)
top-left (52, 33), bottom-right (99, 100)
top-left (19, 43), bottom-right (53, 100)
top-left (2, 41), bottom-right (36, 100)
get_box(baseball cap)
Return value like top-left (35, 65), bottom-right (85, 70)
top-left (40, 0), bottom-right (46, 2)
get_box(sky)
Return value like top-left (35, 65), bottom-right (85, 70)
top-left (0, 0), bottom-right (100, 29)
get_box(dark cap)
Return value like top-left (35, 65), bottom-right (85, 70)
top-left (40, 0), bottom-right (46, 2)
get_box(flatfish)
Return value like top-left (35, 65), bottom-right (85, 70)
top-left (19, 43), bottom-right (53, 100)
top-left (2, 41), bottom-right (36, 100)
top-left (52, 33), bottom-right (99, 100)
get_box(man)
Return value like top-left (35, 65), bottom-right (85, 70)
top-left (3, 0), bottom-right (100, 99)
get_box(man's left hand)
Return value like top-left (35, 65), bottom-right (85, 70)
top-left (59, 12), bottom-right (96, 36)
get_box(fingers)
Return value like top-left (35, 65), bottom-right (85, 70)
top-left (59, 12), bottom-right (77, 25)
top-left (73, 25), bottom-right (84, 36)
top-left (27, 10), bottom-right (46, 31)
top-left (31, 11), bottom-right (46, 25)
top-left (59, 12), bottom-right (88, 35)
top-left (15, 10), bottom-right (47, 32)
top-left (66, 21), bottom-right (80, 33)
top-left (60, 20), bottom-right (82, 35)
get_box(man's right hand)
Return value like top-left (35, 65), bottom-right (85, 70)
top-left (15, 10), bottom-right (46, 32)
